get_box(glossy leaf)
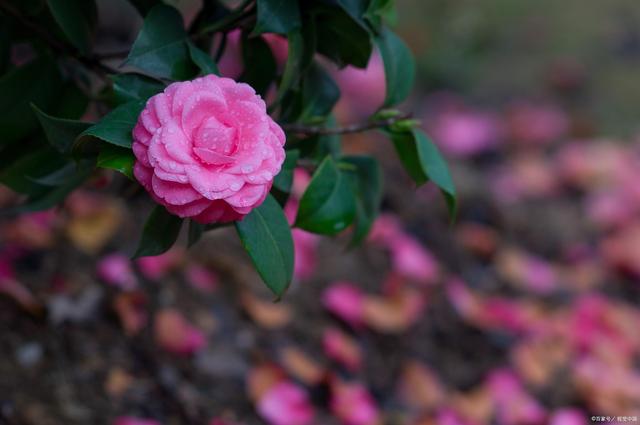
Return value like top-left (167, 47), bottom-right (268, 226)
top-left (413, 129), bottom-right (457, 217)
top-left (336, 0), bottom-right (369, 25)
top-left (273, 30), bottom-right (304, 106)
top-left (0, 57), bottom-right (62, 145)
top-left (253, 0), bottom-right (301, 35)
top-left (235, 195), bottom-right (294, 297)
top-left (125, 4), bottom-right (195, 80)
top-left (16, 160), bottom-right (94, 212)
top-left (32, 105), bottom-right (92, 154)
top-left (390, 129), bottom-right (456, 217)
top-left (342, 155), bottom-right (382, 245)
top-left (315, 5), bottom-right (372, 68)
top-left (133, 206), bottom-right (183, 258)
top-left (295, 156), bottom-right (356, 235)
top-left (239, 33), bottom-right (276, 96)
top-left (188, 42), bottom-right (219, 75)
top-left (299, 64), bottom-right (340, 121)
top-left (0, 146), bottom-right (66, 195)
top-left (78, 101), bottom-right (145, 148)
top-left (365, 0), bottom-right (397, 28)
top-left (376, 27), bottom-right (415, 107)
top-left (126, 0), bottom-right (159, 16)
top-left (112, 73), bottom-right (165, 103)
top-left (97, 144), bottom-right (134, 179)
top-left (56, 83), bottom-right (89, 119)
top-left (47, 0), bottom-right (97, 54)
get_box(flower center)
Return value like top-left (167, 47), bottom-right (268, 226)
top-left (193, 117), bottom-right (238, 165)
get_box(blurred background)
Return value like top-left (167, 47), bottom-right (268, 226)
top-left (2, 0), bottom-right (640, 424)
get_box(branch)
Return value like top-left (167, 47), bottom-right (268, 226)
top-left (281, 112), bottom-right (414, 136)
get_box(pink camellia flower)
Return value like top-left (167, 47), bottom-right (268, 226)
top-left (132, 74), bottom-right (286, 224)
top-left (322, 281), bottom-right (365, 327)
top-left (154, 308), bottom-right (206, 355)
top-left (330, 381), bottom-right (380, 425)
top-left (332, 51), bottom-right (386, 120)
top-left (96, 253), bottom-right (138, 291)
top-left (257, 381), bottom-right (315, 425)
top-left (113, 417), bottom-right (161, 425)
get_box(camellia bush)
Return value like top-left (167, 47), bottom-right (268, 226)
top-left (0, 0), bottom-right (455, 297)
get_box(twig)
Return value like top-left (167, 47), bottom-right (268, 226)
top-left (281, 112), bottom-right (414, 136)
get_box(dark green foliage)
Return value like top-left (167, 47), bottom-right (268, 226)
top-left (235, 195), bottom-right (294, 297)
top-left (0, 0), bottom-right (456, 297)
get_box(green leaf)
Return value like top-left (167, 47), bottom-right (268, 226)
top-left (78, 101), bottom-right (145, 148)
top-left (299, 64), bottom-right (340, 121)
top-left (342, 155), bottom-right (382, 245)
top-left (112, 73), bottom-right (165, 103)
top-left (413, 129), bottom-right (456, 217)
top-left (0, 146), bottom-right (66, 195)
top-left (125, 4), bottom-right (195, 80)
top-left (32, 105), bottom-right (92, 154)
top-left (273, 149), bottom-right (300, 193)
top-left (253, 0), bottom-right (301, 35)
top-left (376, 27), bottom-right (415, 107)
top-left (56, 83), bottom-right (89, 119)
top-left (390, 129), bottom-right (456, 217)
top-left (295, 156), bottom-right (356, 235)
top-left (273, 30), bottom-right (304, 106)
top-left (239, 33), bottom-right (276, 96)
top-left (187, 220), bottom-right (205, 247)
top-left (188, 42), bottom-right (219, 75)
top-left (97, 144), bottom-right (134, 179)
top-left (389, 129), bottom-right (425, 185)
top-left (133, 206), bottom-right (183, 258)
top-left (235, 195), bottom-right (294, 297)
top-left (47, 0), bottom-right (97, 54)
top-left (0, 57), bottom-right (63, 145)
top-left (126, 0), bottom-right (160, 16)
top-left (365, 0), bottom-right (397, 28)
top-left (314, 5), bottom-right (372, 68)
top-left (336, 0), bottom-right (369, 25)
top-left (15, 160), bottom-right (94, 212)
